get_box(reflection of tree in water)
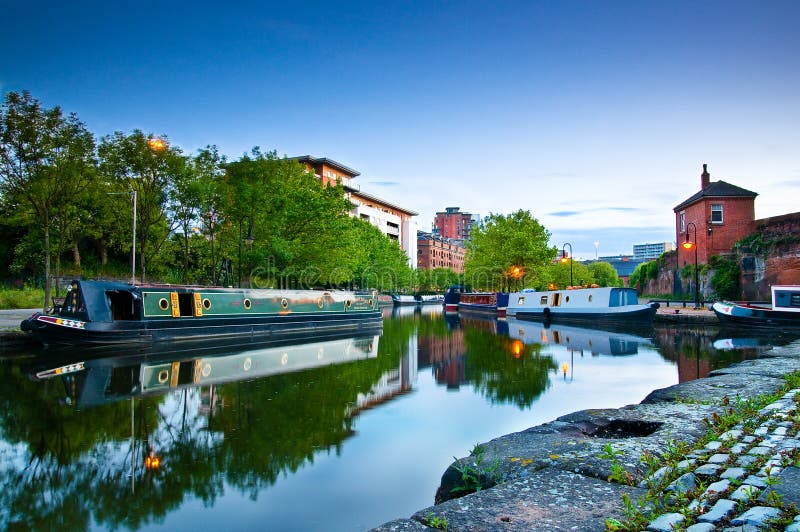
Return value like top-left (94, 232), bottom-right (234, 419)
top-left (0, 339), bottom-right (405, 530)
top-left (462, 328), bottom-right (558, 408)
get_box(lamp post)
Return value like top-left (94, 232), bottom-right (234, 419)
top-left (560, 243), bottom-right (573, 287)
top-left (682, 222), bottom-right (699, 308)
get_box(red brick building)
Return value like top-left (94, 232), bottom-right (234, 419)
top-left (417, 231), bottom-right (466, 273)
top-left (673, 164), bottom-right (757, 267)
top-left (433, 207), bottom-right (476, 240)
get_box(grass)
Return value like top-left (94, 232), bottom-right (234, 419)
top-left (0, 286), bottom-right (45, 309)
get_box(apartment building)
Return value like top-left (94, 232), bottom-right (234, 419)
top-left (417, 231), bottom-right (466, 273)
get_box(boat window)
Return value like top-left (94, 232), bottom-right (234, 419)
top-left (517, 297), bottom-right (525, 305)
top-left (539, 295), bottom-right (548, 305)
top-left (107, 290), bottom-right (139, 320)
top-left (551, 293), bottom-right (561, 306)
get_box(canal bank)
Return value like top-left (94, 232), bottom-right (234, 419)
top-left (373, 340), bottom-right (800, 531)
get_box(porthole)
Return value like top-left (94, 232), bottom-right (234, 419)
top-left (203, 298), bottom-right (212, 310)
top-left (316, 297), bottom-right (324, 309)
top-left (588, 295), bottom-right (593, 302)
top-left (243, 298), bottom-right (252, 310)
top-left (243, 357), bottom-right (252, 371)
top-left (566, 296), bottom-right (570, 303)
top-left (345, 300), bottom-right (352, 308)
top-left (157, 369), bottom-right (169, 384)
top-left (201, 363), bottom-right (212, 378)
top-left (281, 298), bottom-right (288, 309)
top-left (158, 298), bottom-right (169, 311)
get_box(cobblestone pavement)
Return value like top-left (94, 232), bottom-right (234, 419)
top-left (643, 389), bottom-right (800, 532)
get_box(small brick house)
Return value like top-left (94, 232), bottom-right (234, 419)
top-left (673, 164), bottom-right (758, 268)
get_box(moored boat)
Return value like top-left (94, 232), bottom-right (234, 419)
top-left (416, 294), bottom-right (444, 305)
top-left (443, 286), bottom-right (465, 312)
top-left (391, 294), bottom-right (418, 306)
top-left (458, 291), bottom-right (510, 317)
top-left (506, 287), bottom-right (658, 325)
top-left (712, 285), bottom-right (800, 329)
top-left (20, 279), bottom-right (382, 346)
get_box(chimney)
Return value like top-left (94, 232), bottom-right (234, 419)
top-left (701, 163), bottom-right (710, 189)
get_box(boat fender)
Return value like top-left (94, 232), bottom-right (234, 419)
top-left (651, 302), bottom-right (660, 309)
top-left (543, 307), bottom-right (551, 318)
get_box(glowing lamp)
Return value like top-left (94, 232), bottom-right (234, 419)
top-left (145, 454), bottom-right (162, 470)
top-left (682, 241), bottom-right (694, 250)
top-left (147, 138), bottom-right (166, 151)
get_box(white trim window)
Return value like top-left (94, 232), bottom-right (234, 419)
top-left (711, 204), bottom-right (723, 224)
top-left (679, 211), bottom-right (686, 232)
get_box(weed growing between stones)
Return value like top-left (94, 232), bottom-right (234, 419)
top-left (603, 371), bottom-right (800, 531)
top-left (424, 512), bottom-right (448, 530)
top-left (450, 443), bottom-right (500, 496)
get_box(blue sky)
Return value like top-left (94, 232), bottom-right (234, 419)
top-left (3, 1), bottom-right (798, 258)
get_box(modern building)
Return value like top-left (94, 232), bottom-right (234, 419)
top-left (417, 231), bottom-right (466, 273)
top-left (633, 242), bottom-right (675, 261)
top-left (433, 207), bottom-right (477, 240)
top-left (292, 155), bottom-right (418, 268)
top-left (673, 164), bottom-right (758, 266)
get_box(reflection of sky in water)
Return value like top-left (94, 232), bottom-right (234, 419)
top-left (144, 326), bottom-right (677, 532)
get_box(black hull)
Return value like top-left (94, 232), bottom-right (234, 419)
top-left (714, 310), bottom-right (800, 330)
top-left (23, 311), bottom-right (383, 346)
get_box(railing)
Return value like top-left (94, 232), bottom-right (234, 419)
top-left (648, 299), bottom-right (713, 309)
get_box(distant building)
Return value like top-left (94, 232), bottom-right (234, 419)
top-left (292, 155), bottom-right (418, 268)
top-left (673, 164), bottom-right (758, 266)
top-left (417, 231), bottom-right (466, 273)
top-left (633, 242), bottom-right (675, 261)
top-left (433, 207), bottom-right (477, 240)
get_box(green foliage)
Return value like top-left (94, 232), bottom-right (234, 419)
top-left (451, 443), bottom-right (501, 495)
top-left (736, 230), bottom-right (800, 257)
top-left (705, 254), bottom-right (740, 300)
top-left (414, 267), bottom-right (460, 293)
top-left (588, 261), bottom-right (622, 287)
top-left (464, 210), bottom-right (555, 291)
top-left (0, 286), bottom-right (45, 308)
top-left (540, 260), bottom-right (595, 290)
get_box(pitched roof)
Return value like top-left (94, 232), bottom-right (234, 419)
top-left (290, 155), bottom-right (360, 177)
top-left (673, 180), bottom-right (758, 212)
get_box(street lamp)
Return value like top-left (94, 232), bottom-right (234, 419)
top-left (560, 243), bottom-right (573, 287)
top-left (682, 222), bottom-right (700, 308)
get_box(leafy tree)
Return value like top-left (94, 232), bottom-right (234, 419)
top-left (98, 130), bottom-right (186, 282)
top-left (587, 261), bottom-right (621, 287)
top-left (464, 210), bottom-right (555, 291)
top-left (342, 218), bottom-right (413, 291)
top-left (0, 90), bottom-right (96, 308)
top-left (540, 259), bottom-right (595, 290)
top-left (415, 267), bottom-right (461, 293)
top-left (705, 254), bottom-right (740, 300)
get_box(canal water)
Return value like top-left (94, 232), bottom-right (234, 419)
top-left (1, 305), bottom-right (794, 531)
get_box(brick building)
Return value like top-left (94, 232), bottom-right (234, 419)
top-left (292, 156), bottom-right (418, 267)
top-left (673, 164), bottom-right (757, 267)
top-left (433, 207), bottom-right (476, 240)
top-left (417, 231), bottom-right (466, 273)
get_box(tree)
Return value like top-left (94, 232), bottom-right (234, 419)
top-left (464, 210), bottom-right (555, 291)
top-left (342, 218), bottom-right (413, 291)
top-left (98, 130), bottom-right (186, 282)
top-left (587, 261), bottom-right (621, 287)
top-left (0, 91), bottom-right (96, 309)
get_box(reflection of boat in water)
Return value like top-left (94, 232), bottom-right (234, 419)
top-left (506, 287), bottom-right (658, 325)
top-left (506, 317), bottom-right (653, 356)
top-left (390, 303), bottom-right (443, 318)
top-left (713, 285), bottom-right (800, 329)
top-left (21, 279), bottom-right (382, 346)
top-left (457, 314), bottom-right (509, 336)
top-left (391, 294), bottom-right (417, 306)
top-left (29, 332), bottom-right (381, 407)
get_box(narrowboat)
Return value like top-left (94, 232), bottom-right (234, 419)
top-left (712, 285), bottom-right (800, 329)
top-left (506, 287), bottom-right (658, 325)
top-left (442, 286), bottom-right (465, 312)
top-left (458, 291), bottom-right (510, 317)
top-left (416, 294), bottom-right (444, 305)
top-left (20, 279), bottom-right (382, 346)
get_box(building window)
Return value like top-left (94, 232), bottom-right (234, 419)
top-left (711, 204), bottom-right (723, 224)
top-left (679, 211), bottom-right (686, 232)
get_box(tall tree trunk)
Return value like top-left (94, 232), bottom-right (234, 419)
top-left (43, 223), bottom-right (51, 313)
top-left (72, 241), bottom-right (81, 268)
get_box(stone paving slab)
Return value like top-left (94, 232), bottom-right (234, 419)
top-left (641, 372), bottom-right (784, 404)
top-left (415, 468), bottom-right (646, 532)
